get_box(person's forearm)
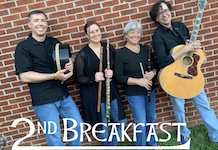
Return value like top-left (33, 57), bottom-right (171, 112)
top-left (19, 71), bottom-right (55, 83)
top-left (127, 77), bottom-right (139, 85)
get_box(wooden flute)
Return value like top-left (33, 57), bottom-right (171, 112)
top-left (106, 39), bottom-right (111, 122)
top-left (97, 46), bottom-right (103, 112)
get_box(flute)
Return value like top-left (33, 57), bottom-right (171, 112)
top-left (106, 40), bottom-right (111, 122)
top-left (97, 46), bottom-right (103, 112)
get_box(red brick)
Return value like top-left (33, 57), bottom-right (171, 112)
top-left (2, 14), bottom-right (20, 22)
top-left (77, 11), bottom-right (94, 19)
top-left (204, 32), bottom-right (218, 40)
top-left (103, 12), bottom-right (119, 20)
top-left (95, 8), bottom-right (111, 15)
top-left (130, 0), bottom-right (147, 8)
top-left (131, 12), bottom-right (148, 20)
top-left (66, 7), bottom-right (83, 15)
top-left (46, 0), bottom-right (63, 6)
top-left (176, 9), bottom-right (192, 16)
top-left (84, 3), bottom-right (101, 11)
top-left (13, 19), bottom-right (28, 26)
top-left (0, 54), bottom-right (12, 61)
top-left (203, 9), bottom-right (218, 17)
top-left (0, 101), bottom-right (9, 108)
top-left (106, 24), bottom-right (122, 31)
top-left (68, 20), bottom-right (85, 28)
top-left (49, 11), bottom-right (65, 19)
top-left (57, 3), bottom-right (73, 10)
top-left (40, 7), bottom-right (56, 14)
top-left (10, 6), bottom-right (27, 14)
top-left (6, 27), bottom-right (23, 34)
top-left (102, 0), bottom-right (119, 7)
top-left (62, 27), bottom-right (78, 35)
top-left (58, 15), bottom-right (76, 23)
top-left (17, 31), bottom-right (31, 38)
top-left (0, 2), bottom-right (15, 9)
top-left (75, 0), bottom-right (91, 7)
top-left (17, 0), bottom-right (35, 6)
top-left (0, 10), bottom-right (9, 16)
top-left (28, 2), bottom-right (45, 10)
top-left (56, 35), bottom-right (70, 42)
top-left (121, 8), bottom-right (137, 16)
top-left (47, 31), bottom-right (61, 37)
top-left (9, 38), bottom-right (25, 46)
top-left (5, 87), bottom-right (21, 94)
top-left (51, 23), bottom-right (68, 31)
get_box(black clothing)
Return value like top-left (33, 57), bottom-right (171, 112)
top-left (15, 34), bottom-right (69, 106)
top-left (152, 22), bottom-right (190, 68)
top-left (114, 45), bottom-right (158, 96)
top-left (74, 43), bottom-right (126, 125)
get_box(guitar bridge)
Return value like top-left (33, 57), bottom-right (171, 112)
top-left (175, 73), bottom-right (193, 79)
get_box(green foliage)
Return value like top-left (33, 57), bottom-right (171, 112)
top-left (118, 124), bottom-right (218, 150)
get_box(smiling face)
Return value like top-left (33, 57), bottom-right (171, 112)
top-left (125, 27), bottom-right (141, 45)
top-left (155, 2), bottom-right (172, 28)
top-left (28, 13), bottom-right (48, 41)
top-left (86, 24), bottom-right (102, 43)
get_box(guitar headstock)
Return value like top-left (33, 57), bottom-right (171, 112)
top-left (198, 0), bottom-right (207, 10)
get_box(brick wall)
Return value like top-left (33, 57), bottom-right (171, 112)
top-left (0, 0), bottom-right (218, 149)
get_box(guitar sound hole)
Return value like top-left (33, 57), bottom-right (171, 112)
top-left (182, 56), bottom-right (192, 66)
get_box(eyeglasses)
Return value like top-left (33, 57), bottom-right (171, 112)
top-left (157, 9), bottom-right (170, 17)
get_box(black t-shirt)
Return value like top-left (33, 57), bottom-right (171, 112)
top-left (15, 34), bottom-right (69, 106)
top-left (152, 22), bottom-right (190, 68)
top-left (114, 45), bottom-right (158, 96)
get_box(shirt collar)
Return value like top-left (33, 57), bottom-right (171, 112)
top-left (159, 21), bottom-right (177, 32)
top-left (27, 33), bottom-right (49, 45)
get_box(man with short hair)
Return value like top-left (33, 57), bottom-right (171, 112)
top-left (15, 10), bottom-right (83, 146)
top-left (150, 0), bottom-right (218, 146)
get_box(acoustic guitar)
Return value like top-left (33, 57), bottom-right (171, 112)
top-left (158, 0), bottom-right (207, 99)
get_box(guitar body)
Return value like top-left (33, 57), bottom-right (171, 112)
top-left (158, 45), bottom-right (205, 99)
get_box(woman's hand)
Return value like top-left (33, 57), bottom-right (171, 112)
top-left (95, 72), bottom-right (105, 82)
top-left (144, 71), bottom-right (155, 81)
top-left (104, 68), bottom-right (113, 78)
top-left (136, 78), bottom-right (152, 90)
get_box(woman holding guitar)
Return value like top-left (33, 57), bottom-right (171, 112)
top-left (150, 0), bottom-right (218, 146)
top-left (73, 21), bottom-right (127, 146)
top-left (114, 21), bottom-right (160, 149)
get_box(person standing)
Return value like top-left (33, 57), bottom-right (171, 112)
top-left (114, 21), bottom-right (160, 149)
top-left (15, 10), bottom-right (83, 146)
top-left (150, 0), bottom-right (218, 146)
top-left (73, 21), bottom-right (127, 146)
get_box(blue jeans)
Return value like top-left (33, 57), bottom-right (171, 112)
top-left (170, 89), bottom-right (218, 142)
top-left (33, 95), bottom-right (83, 146)
top-left (98, 99), bottom-right (127, 146)
top-left (127, 89), bottom-right (157, 146)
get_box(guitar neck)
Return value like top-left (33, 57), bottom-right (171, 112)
top-left (187, 9), bottom-right (204, 56)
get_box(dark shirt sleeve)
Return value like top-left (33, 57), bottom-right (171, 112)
top-left (114, 51), bottom-right (129, 84)
top-left (73, 50), bottom-right (96, 85)
top-left (15, 42), bottom-right (33, 75)
top-left (152, 32), bottom-right (175, 68)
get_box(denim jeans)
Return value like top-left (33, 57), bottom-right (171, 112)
top-left (33, 95), bottom-right (83, 146)
top-left (127, 89), bottom-right (157, 146)
top-left (170, 88), bottom-right (218, 142)
top-left (98, 99), bottom-right (127, 146)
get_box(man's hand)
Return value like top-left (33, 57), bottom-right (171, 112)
top-left (104, 68), bottom-right (113, 78)
top-left (54, 69), bottom-right (73, 82)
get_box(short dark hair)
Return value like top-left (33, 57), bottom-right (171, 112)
top-left (28, 10), bottom-right (47, 22)
top-left (84, 21), bottom-right (100, 34)
top-left (149, 0), bottom-right (172, 23)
